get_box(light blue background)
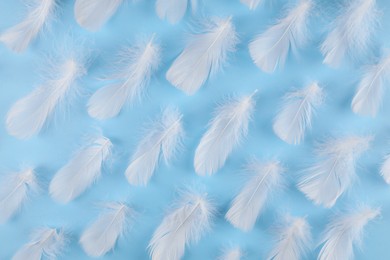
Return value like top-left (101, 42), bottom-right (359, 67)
top-left (1, 0), bottom-right (390, 259)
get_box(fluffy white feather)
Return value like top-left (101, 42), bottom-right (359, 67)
top-left (248, 0), bottom-right (312, 73)
top-left (148, 192), bottom-right (214, 260)
top-left (74, 0), bottom-right (123, 31)
top-left (380, 154), bottom-right (390, 184)
top-left (156, 0), bottom-right (197, 24)
top-left (0, 168), bottom-right (38, 224)
top-left (351, 55), bottom-right (390, 116)
top-left (49, 135), bottom-right (112, 203)
top-left (125, 107), bottom-right (184, 186)
top-left (298, 136), bottom-right (372, 208)
top-left (6, 58), bottom-right (86, 139)
top-left (267, 216), bottom-right (312, 260)
top-left (12, 228), bottom-right (66, 260)
top-left (219, 248), bottom-right (242, 260)
top-left (225, 160), bottom-right (284, 232)
top-left (0, 0), bottom-right (56, 52)
top-left (88, 36), bottom-right (161, 120)
top-left (80, 203), bottom-right (135, 257)
top-left (166, 17), bottom-right (238, 95)
top-left (273, 82), bottom-right (323, 145)
top-left (320, 0), bottom-right (378, 67)
top-left (194, 92), bottom-right (256, 176)
top-left (240, 0), bottom-right (262, 10)
top-left (318, 206), bottom-right (380, 260)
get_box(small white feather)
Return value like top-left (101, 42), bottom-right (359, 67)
top-left (380, 154), bottom-right (390, 184)
top-left (166, 17), bottom-right (238, 95)
top-left (88, 36), bottom-right (161, 120)
top-left (240, 0), bottom-right (262, 10)
top-left (249, 0), bottom-right (312, 73)
top-left (156, 0), bottom-right (197, 24)
top-left (273, 82), bottom-right (323, 145)
top-left (298, 136), bottom-right (372, 208)
top-left (194, 91), bottom-right (256, 176)
top-left (0, 168), bottom-right (38, 224)
top-left (49, 135), bottom-right (112, 203)
top-left (225, 160), bottom-right (284, 232)
top-left (125, 107), bottom-right (184, 186)
top-left (148, 192), bottom-right (214, 260)
top-left (12, 228), bottom-right (66, 260)
top-left (318, 206), bottom-right (380, 260)
top-left (219, 248), bottom-right (242, 260)
top-left (351, 55), bottom-right (390, 117)
top-left (80, 202), bottom-right (135, 257)
top-left (0, 0), bottom-right (56, 52)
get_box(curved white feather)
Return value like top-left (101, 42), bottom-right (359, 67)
top-left (125, 107), bottom-right (184, 186)
top-left (0, 0), bottom-right (56, 52)
top-left (225, 160), bottom-right (284, 232)
top-left (380, 154), bottom-right (390, 184)
top-left (219, 248), bottom-right (242, 260)
top-left (240, 0), bottom-right (262, 10)
top-left (298, 136), bottom-right (372, 208)
top-left (249, 0), bottom-right (312, 73)
top-left (273, 82), bottom-right (323, 145)
top-left (166, 17), bottom-right (238, 95)
top-left (156, 0), bottom-right (197, 24)
top-left (74, 0), bottom-right (123, 31)
top-left (49, 136), bottom-right (112, 203)
top-left (194, 92), bottom-right (256, 176)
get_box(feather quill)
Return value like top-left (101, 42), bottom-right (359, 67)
top-left (12, 228), bottom-right (66, 260)
top-left (49, 135), bottom-right (112, 203)
top-left (298, 136), bottom-right (371, 208)
top-left (156, 0), bottom-right (197, 24)
top-left (166, 17), bottom-right (238, 95)
top-left (318, 206), bottom-right (380, 260)
top-left (240, 0), bottom-right (262, 10)
top-left (87, 36), bottom-right (161, 120)
top-left (380, 154), bottom-right (390, 184)
top-left (273, 82), bottom-right (323, 145)
top-left (125, 107), bottom-right (184, 186)
top-left (248, 0), bottom-right (312, 73)
top-left (148, 192), bottom-right (214, 260)
top-left (0, 0), bottom-right (56, 53)
top-left (219, 248), bottom-right (242, 260)
top-left (194, 92), bottom-right (256, 176)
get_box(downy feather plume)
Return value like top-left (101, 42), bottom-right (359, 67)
top-left (148, 192), bottom-right (214, 260)
top-left (273, 82), bottom-right (323, 145)
top-left (49, 135), bottom-right (112, 203)
top-left (74, 0), bottom-right (123, 31)
top-left (80, 202), bottom-right (135, 257)
top-left (298, 136), bottom-right (372, 208)
top-left (351, 54), bottom-right (390, 116)
top-left (380, 154), bottom-right (390, 184)
top-left (225, 160), bottom-right (284, 232)
top-left (166, 17), bottom-right (238, 95)
top-left (318, 206), bottom-right (380, 260)
top-left (0, 168), bottom-right (38, 224)
top-left (6, 58), bottom-right (86, 139)
top-left (267, 216), bottom-right (312, 260)
top-left (12, 228), bottom-right (66, 260)
top-left (194, 91), bottom-right (256, 176)
top-left (320, 0), bottom-right (378, 67)
top-left (125, 107), bottom-right (184, 186)
top-left (248, 0), bottom-right (312, 73)
top-left (156, 0), bottom-right (198, 24)
top-left (219, 248), bottom-right (242, 260)
top-left (240, 0), bottom-right (262, 10)
top-left (88, 36), bottom-right (161, 120)
top-left (0, 0), bottom-right (56, 53)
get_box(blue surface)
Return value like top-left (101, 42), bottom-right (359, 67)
top-left (1, 0), bottom-right (390, 259)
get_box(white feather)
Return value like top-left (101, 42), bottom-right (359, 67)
top-left (318, 206), bottom-right (380, 260)
top-left (248, 0), bottom-right (312, 73)
top-left (12, 228), bottom-right (66, 260)
top-left (5, 58), bottom-right (86, 139)
top-left (87, 36), bottom-right (161, 120)
top-left (194, 91), bottom-right (256, 176)
top-left (320, 0), bottom-right (378, 67)
top-left (240, 0), bottom-right (262, 10)
top-left (166, 17), bottom-right (238, 95)
top-left (125, 107), bottom-right (184, 186)
top-left (298, 136), bottom-right (372, 208)
top-left (380, 154), bottom-right (390, 184)
top-left (267, 216), bottom-right (312, 260)
top-left (351, 55), bottom-right (390, 117)
top-left (225, 160), bottom-right (284, 232)
top-left (219, 248), bottom-right (242, 260)
top-left (80, 203), bottom-right (135, 257)
top-left (49, 135), bottom-right (112, 203)
top-left (156, 0), bottom-right (197, 24)
top-left (273, 82), bottom-right (323, 145)
top-left (74, 0), bottom-right (123, 31)
top-left (0, 0), bottom-right (56, 53)
top-left (148, 192), bottom-right (214, 260)
top-left (0, 168), bottom-right (38, 224)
